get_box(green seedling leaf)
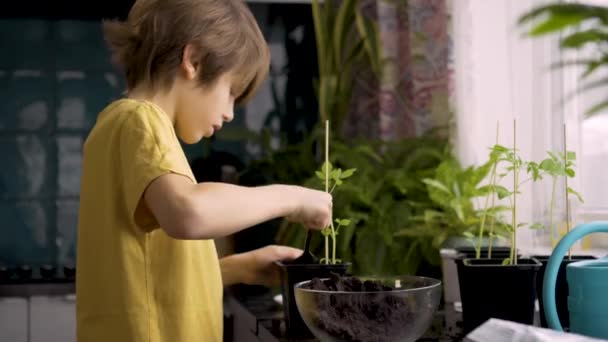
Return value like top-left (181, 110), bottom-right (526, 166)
top-left (321, 228), bottom-right (332, 236)
top-left (321, 161), bottom-right (333, 174)
top-left (517, 222), bottom-right (528, 228)
top-left (566, 151), bottom-right (576, 160)
top-left (463, 231), bottom-right (475, 240)
top-left (330, 169), bottom-right (341, 180)
top-left (568, 187), bottom-right (584, 203)
top-left (502, 258), bottom-right (511, 266)
top-left (547, 151), bottom-right (560, 161)
top-left (491, 144), bottom-right (511, 153)
top-left (566, 168), bottom-right (575, 177)
top-left (340, 168), bottom-right (356, 179)
top-left (495, 185), bottom-right (512, 199)
top-left (530, 223), bottom-right (545, 230)
top-left (336, 218), bottom-right (351, 226)
top-left (315, 170), bottom-right (326, 180)
top-left (492, 233), bottom-right (508, 241)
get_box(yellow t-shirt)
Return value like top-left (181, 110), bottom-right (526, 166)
top-left (76, 98), bottom-right (223, 342)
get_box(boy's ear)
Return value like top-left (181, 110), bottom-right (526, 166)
top-left (181, 44), bottom-right (200, 80)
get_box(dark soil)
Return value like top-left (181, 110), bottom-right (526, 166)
top-left (303, 273), bottom-right (414, 342)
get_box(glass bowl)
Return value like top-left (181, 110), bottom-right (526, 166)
top-left (294, 275), bottom-right (442, 342)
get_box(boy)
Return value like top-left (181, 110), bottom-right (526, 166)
top-left (76, 0), bottom-right (332, 341)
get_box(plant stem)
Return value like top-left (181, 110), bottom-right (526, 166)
top-left (325, 120), bottom-right (330, 264)
top-left (325, 235), bottom-right (329, 264)
top-left (549, 177), bottom-right (557, 248)
top-left (331, 222), bottom-right (337, 264)
top-left (487, 172), bottom-right (498, 259)
top-left (563, 124), bottom-right (572, 260)
top-left (488, 216), bottom-right (496, 259)
top-left (512, 119), bottom-right (518, 265)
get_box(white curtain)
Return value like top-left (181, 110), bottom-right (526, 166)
top-left (450, 0), bottom-right (607, 253)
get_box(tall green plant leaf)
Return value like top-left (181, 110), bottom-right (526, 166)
top-left (333, 0), bottom-right (358, 67)
top-left (312, 0), bottom-right (327, 76)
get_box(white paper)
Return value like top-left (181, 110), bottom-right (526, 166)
top-left (465, 319), bottom-right (608, 342)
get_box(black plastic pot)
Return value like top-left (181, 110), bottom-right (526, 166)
top-left (276, 261), bottom-right (350, 339)
top-left (533, 254), bottom-right (597, 329)
top-left (457, 257), bottom-right (541, 333)
top-left (455, 246), bottom-right (513, 259)
top-left (453, 246), bottom-right (516, 287)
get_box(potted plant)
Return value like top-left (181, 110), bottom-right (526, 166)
top-left (524, 126), bottom-right (593, 329)
top-left (276, 120), bottom-right (357, 338)
top-left (457, 121), bottom-right (542, 333)
top-left (417, 123), bottom-right (511, 305)
top-left (400, 148), bottom-right (511, 304)
top-left (530, 147), bottom-right (594, 329)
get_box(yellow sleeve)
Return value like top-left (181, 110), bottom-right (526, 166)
top-left (119, 106), bottom-right (195, 230)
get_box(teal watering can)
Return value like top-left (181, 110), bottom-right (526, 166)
top-left (543, 221), bottom-right (608, 339)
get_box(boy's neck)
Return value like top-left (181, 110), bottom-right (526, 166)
top-left (127, 86), bottom-right (177, 124)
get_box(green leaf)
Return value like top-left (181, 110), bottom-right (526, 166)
top-left (526, 12), bottom-right (588, 36)
top-left (566, 151), bottom-right (576, 161)
top-left (495, 185), bottom-right (512, 200)
top-left (568, 187), bottom-right (585, 203)
top-left (315, 170), bottom-right (326, 180)
top-left (463, 231), bottom-right (475, 240)
top-left (321, 161), bottom-right (333, 175)
top-left (539, 158), bottom-right (556, 172)
top-left (566, 168), bottom-right (575, 177)
top-left (530, 223), bottom-right (545, 230)
top-left (333, 0), bottom-right (357, 67)
top-left (340, 168), bottom-right (356, 179)
top-left (336, 219), bottom-right (351, 226)
top-left (450, 199), bottom-right (465, 222)
top-left (356, 11), bottom-right (382, 75)
top-left (344, 39), bottom-right (365, 68)
top-left (586, 100), bottom-right (608, 117)
top-left (330, 169), bottom-right (341, 180)
top-left (422, 179), bottom-right (451, 195)
top-left (502, 258), bottom-right (511, 266)
top-left (312, 0), bottom-right (327, 75)
top-left (560, 29), bottom-right (608, 48)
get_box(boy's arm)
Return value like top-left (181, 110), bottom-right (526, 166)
top-left (219, 246), bottom-right (302, 287)
top-left (143, 173), bottom-right (331, 240)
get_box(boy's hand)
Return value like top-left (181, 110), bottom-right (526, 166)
top-left (285, 186), bottom-right (332, 230)
top-left (220, 245), bottom-right (302, 287)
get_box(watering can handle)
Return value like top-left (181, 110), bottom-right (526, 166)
top-left (543, 221), bottom-right (608, 331)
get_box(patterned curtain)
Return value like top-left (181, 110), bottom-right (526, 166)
top-left (344, 0), bottom-right (452, 140)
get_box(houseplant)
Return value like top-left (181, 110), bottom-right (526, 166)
top-left (276, 120), bottom-right (356, 339)
top-left (457, 122), bottom-right (542, 333)
top-left (518, 2), bottom-right (608, 117)
top-left (276, 134), bottom-right (451, 277)
top-left (531, 147), bottom-right (594, 329)
top-left (406, 129), bottom-right (511, 304)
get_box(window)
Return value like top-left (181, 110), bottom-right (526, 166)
top-left (451, 0), bottom-right (608, 253)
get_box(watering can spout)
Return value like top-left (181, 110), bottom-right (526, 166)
top-left (543, 221), bottom-right (608, 339)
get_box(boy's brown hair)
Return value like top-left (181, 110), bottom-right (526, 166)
top-left (103, 0), bottom-right (270, 104)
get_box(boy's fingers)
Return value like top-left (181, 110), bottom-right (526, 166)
top-left (272, 245), bottom-right (302, 261)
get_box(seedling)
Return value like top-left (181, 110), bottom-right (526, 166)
top-left (315, 120), bottom-right (357, 264)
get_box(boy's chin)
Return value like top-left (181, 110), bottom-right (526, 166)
top-left (177, 131), bottom-right (205, 144)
